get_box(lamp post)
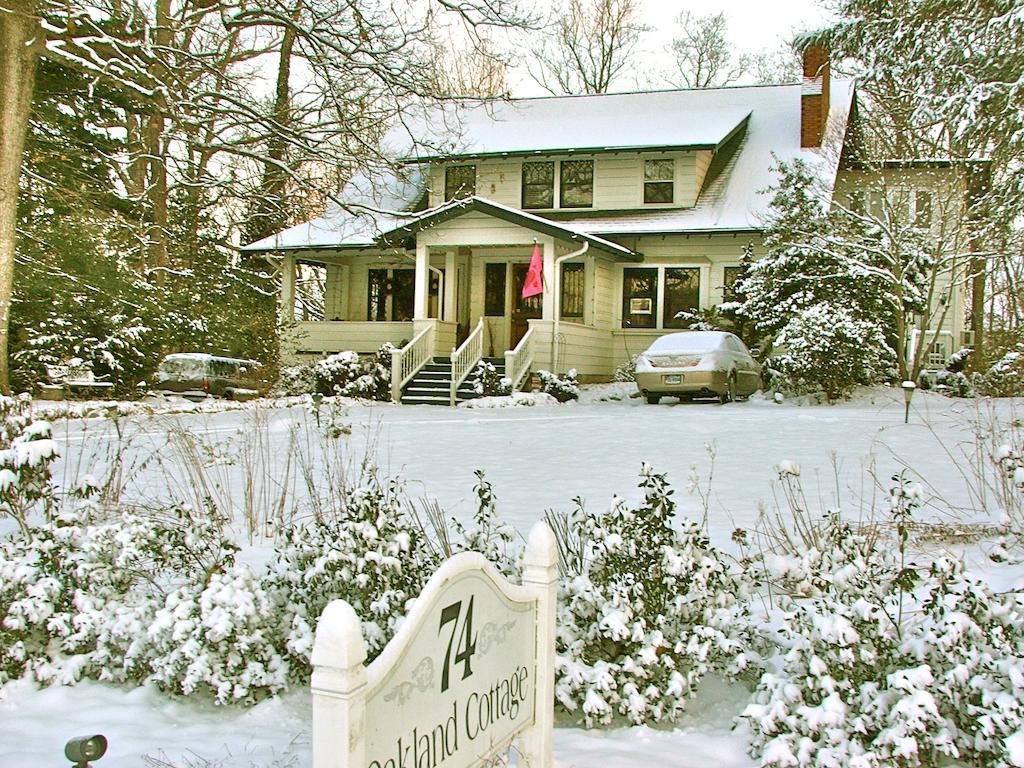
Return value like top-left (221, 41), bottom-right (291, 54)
top-left (901, 380), bottom-right (917, 424)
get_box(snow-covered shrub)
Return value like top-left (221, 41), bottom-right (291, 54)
top-left (0, 394), bottom-right (58, 532)
top-left (742, 473), bottom-right (1024, 768)
top-left (537, 369), bottom-right (579, 402)
top-left (976, 346), bottom-right (1024, 397)
top-left (613, 356), bottom-right (637, 382)
top-left (282, 343), bottom-right (394, 400)
top-left (265, 468), bottom-right (436, 676)
top-left (471, 361), bottom-right (512, 397)
top-left (447, 470), bottom-right (518, 576)
top-left (771, 305), bottom-right (894, 400)
top-left (275, 363), bottom-right (316, 396)
top-left (555, 464), bottom-right (758, 726)
top-left (0, 503), bottom-right (260, 701)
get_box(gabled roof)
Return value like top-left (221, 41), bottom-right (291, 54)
top-left (377, 197), bottom-right (642, 260)
top-left (392, 94), bottom-right (752, 161)
top-left (241, 78), bottom-right (856, 253)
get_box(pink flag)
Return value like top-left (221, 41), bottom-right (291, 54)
top-left (521, 243), bottom-right (543, 298)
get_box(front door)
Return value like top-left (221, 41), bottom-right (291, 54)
top-left (511, 263), bottom-right (542, 348)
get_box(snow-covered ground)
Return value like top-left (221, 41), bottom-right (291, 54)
top-left (2, 386), bottom-right (1021, 766)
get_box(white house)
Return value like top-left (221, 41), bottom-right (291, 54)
top-left (242, 43), bottom-right (971, 404)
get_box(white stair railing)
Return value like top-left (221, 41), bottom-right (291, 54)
top-left (504, 326), bottom-right (535, 392)
top-left (449, 318), bottom-right (487, 406)
top-left (390, 322), bottom-right (435, 402)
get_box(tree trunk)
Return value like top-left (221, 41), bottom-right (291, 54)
top-left (967, 165), bottom-right (990, 369)
top-left (0, 0), bottom-right (44, 394)
top-left (245, 21), bottom-right (297, 244)
top-left (146, 0), bottom-right (171, 279)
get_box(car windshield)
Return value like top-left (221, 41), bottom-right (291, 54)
top-left (646, 332), bottom-right (724, 354)
top-left (158, 356), bottom-right (210, 378)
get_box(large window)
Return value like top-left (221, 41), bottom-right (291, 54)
top-left (445, 165), bottom-right (476, 199)
top-left (367, 268), bottom-right (415, 321)
top-left (485, 263), bottom-right (506, 315)
top-left (663, 268), bottom-right (700, 328)
top-left (561, 262), bottom-right (585, 319)
top-left (560, 160), bottom-right (594, 208)
top-left (522, 162), bottom-right (555, 209)
top-left (621, 266), bottom-right (704, 329)
top-left (643, 159), bottom-right (675, 204)
top-left (622, 268), bottom-right (657, 328)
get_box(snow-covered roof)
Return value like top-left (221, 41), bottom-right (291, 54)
top-left (241, 79), bottom-right (855, 252)
top-left (549, 79), bottom-right (856, 235)
top-left (377, 197), bottom-right (642, 260)
top-left (390, 94), bottom-right (753, 160)
top-left (242, 167), bottom-right (427, 252)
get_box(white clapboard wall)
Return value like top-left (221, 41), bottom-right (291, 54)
top-left (310, 521), bottom-right (558, 768)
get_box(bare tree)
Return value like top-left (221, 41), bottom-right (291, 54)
top-left (666, 11), bottom-right (747, 89)
top-left (431, 33), bottom-right (510, 98)
top-left (748, 44), bottom-right (801, 85)
top-left (528, 0), bottom-right (647, 95)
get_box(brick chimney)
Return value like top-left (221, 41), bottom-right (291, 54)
top-left (799, 41), bottom-right (831, 148)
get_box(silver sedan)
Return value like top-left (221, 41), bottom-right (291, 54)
top-left (634, 331), bottom-right (762, 404)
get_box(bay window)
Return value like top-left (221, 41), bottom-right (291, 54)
top-left (621, 266), bottom-right (703, 329)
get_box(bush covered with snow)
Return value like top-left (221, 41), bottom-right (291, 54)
top-left (0, 394), bottom-right (59, 533)
top-left (554, 465), bottom-right (759, 726)
top-left (265, 467), bottom-right (436, 673)
top-left (976, 345), bottom-right (1024, 397)
top-left (742, 473), bottom-right (1024, 767)
top-left (771, 306), bottom-right (894, 400)
top-left (471, 361), bottom-right (512, 397)
top-left (276, 344), bottom-right (394, 400)
top-left (537, 369), bottom-right (579, 402)
top-left (613, 356), bottom-right (637, 382)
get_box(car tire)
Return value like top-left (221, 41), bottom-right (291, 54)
top-left (646, 394), bottom-right (661, 405)
top-left (719, 374), bottom-right (736, 404)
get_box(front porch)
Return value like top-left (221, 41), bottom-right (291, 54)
top-left (276, 199), bottom-right (641, 404)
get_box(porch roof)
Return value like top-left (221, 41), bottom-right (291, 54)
top-left (375, 196), bottom-right (643, 261)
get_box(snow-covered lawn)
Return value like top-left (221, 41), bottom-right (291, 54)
top-left (2, 386), bottom-right (1021, 767)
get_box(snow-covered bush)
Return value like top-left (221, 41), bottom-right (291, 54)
top-left (537, 369), bottom-right (579, 402)
top-left (771, 305), bottom-right (894, 400)
top-left (0, 394), bottom-right (59, 532)
top-left (447, 470), bottom-right (518, 575)
top-left (976, 345), bottom-right (1024, 397)
top-left (613, 356), bottom-right (637, 382)
top-left (471, 361), bottom-right (512, 397)
top-left (279, 343), bottom-right (394, 400)
top-left (742, 473), bottom-right (1024, 768)
top-left (265, 468), bottom-right (436, 675)
top-left (555, 464), bottom-right (758, 726)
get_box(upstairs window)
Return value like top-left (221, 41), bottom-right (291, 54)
top-left (560, 159), bottom-right (593, 208)
top-left (445, 165), bottom-right (476, 199)
top-left (643, 159), bottom-right (675, 204)
top-left (522, 162), bottom-right (555, 209)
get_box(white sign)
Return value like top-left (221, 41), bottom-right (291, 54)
top-left (311, 522), bottom-right (558, 768)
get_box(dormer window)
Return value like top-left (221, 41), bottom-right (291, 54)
top-left (445, 165), bottom-right (476, 199)
top-left (560, 160), bottom-right (594, 208)
top-left (644, 159), bottom-right (675, 204)
top-left (522, 162), bottom-right (555, 209)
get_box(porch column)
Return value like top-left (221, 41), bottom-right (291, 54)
top-left (414, 241), bottom-right (429, 319)
top-left (540, 235), bottom-right (557, 320)
top-left (443, 249), bottom-right (457, 323)
top-left (280, 253), bottom-right (296, 322)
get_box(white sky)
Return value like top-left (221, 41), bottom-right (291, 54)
top-left (507, 0), bottom-right (837, 96)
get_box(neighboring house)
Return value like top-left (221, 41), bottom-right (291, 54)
top-left (242, 43), bottom-right (971, 404)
